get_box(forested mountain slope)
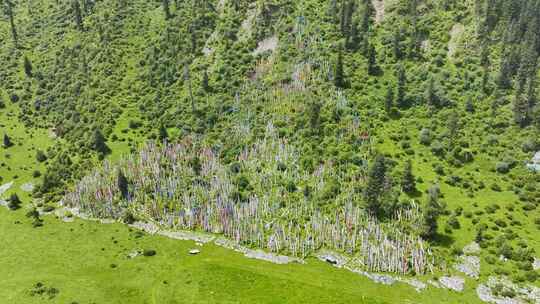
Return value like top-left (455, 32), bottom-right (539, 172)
top-left (1, 0), bottom-right (539, 303)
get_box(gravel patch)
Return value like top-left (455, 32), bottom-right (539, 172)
top-left (533, 258), bottom-right (540, 271)
top-left (253, 36), bottom-right (278, 56)
top-left (477, 276), bottom-right (540, 304)
top-left (448, 23), bottom-right (465, 59)
top-left (315, 250), bottom-right (349, 268)
top-left (0, 181), bottom-right (14, 198)
top-left (20, 182), bottom-right (34, 192)
top-left (439, 276), bottom-right (465, 292)
top-left (371, 0), bottom-right (385, 24)
top-left (455, 255), bottom-right (480, 278)
top-left (463, 242), bottom-right (481, 255)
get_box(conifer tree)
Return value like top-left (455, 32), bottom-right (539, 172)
top-left (334, 47), bottom-right (345, 88)
top-left (158, 123), bottom-right (169, 142)
top-left (117, 169), bottom-right (129, 200)
top-left (3, 134), bottom-right (12, 148)
top-left (8, 193), bottom-right (21, 210)
top-left (92, 129), bottom-right (109, 155)
top-left (163, 0), bottom-right (171, 19)
top-left (24, 56), bottom-right (33, 78)
top-left (422, 184), bottom-right (442, 240)
top-left (202, 70), bottom-right (210, 92)
top-left (4, 0), bottom-right (18, 47)
top-left (384, 85), bottom-right (394, 115)
top-left (465, 96), bottom-right (475, 113)
top-left (364, 155), bottom-right (386, 217)
top-left (367, 43), bottom-right (378, 75)
top-left (72, 0), bottom-right (84, 31)
top-left (396, 64), bottom-right (407, 108)
top-left (401, 160), bottom-right (416, 194)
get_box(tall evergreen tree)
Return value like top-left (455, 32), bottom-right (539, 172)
top-left (396, 64), bottom-right (407, 108)
top-left (3, 134), bottom-right (12, 148)
top-left (7, 193), bottom-right (21, 210)
top-left (334, 47), bottom-right (345, 88)
top-left (117, 169), bottom-right (129, 200)
top-left (364, 155), bottom-right (387, 217)
top-left (384, 85), bottom-right (394, 115)
top-left (4, 0), bottom-right (18, 46)
top-left (421, 184), bottom-right (442, 240)
top-left (163, 0), bottom-right (171, 19)
top-left (366, 43), bottom-right (378, 75)
top-left (72, 0), bottom-right (84, 31)
top-left (91, 129), bottom-right (109, 155)
top-left (401, 160), bottom-right (416, 194)
top-left (158, 123), bottom-right (169, 142)
top-left (23, 56), bottom-right (33, 77)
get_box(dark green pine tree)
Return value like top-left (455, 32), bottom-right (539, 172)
top-left (163, 0), bottom-right (171, 19)
top-left (396, 64), bottom-right (407, 108)
top-left (465, 96), bottom-right (475, 113)
top-left (4, 0), bottom-right (18, 46)
top-left (72, 0), bottom-right (84, 31)
top-left (421, 184), bottom-right (442, 240)
top-left (392, 27), bottom-right (404, 60)
top-left (3, 134), bottom-right (12, 148)
top-left (513, 93), bottom-right (530, 127)
top-left (92, 129), bottom-right (109, 155)
top-left (23, 56), bottom-right (33, 77)
top-left (8, 193), bottom-right (21, 210)
top-left (384, 85), bottom-right (394, 115)
top-left (202, 70), bottom-right (210, 92)
top-left (117, 169), bottom-right (129, 200)
top-left (366, 43), bottom-right (378, 75)
top-left (364, 155), bottom-right (386, 217)
top-left (401, 160), bottom-right (416, 194)
top-left (334, 47), bottom-right (345, 88)
top-left (158, 123), bottom-right (169, 142)
top-left (424, 76), bottom-right (439, 108)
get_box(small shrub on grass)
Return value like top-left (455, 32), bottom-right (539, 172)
top-left (143, 249), bottom-right (156, 257)
top-left (7, 193), bottom-right (21, 210)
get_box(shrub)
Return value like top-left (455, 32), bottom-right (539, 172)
top-left (143, 249), bottom-right (156, 256)
top-left (419, 128), bottom-right (432, 145)
top-left (7, 193), bottom-right (21, 210)
top-left (36, 150), bottom-right (47, 163)
top-left (496, 162), bottom-right (510, 174)
top-left (447, 216), bottom-right (460, 229)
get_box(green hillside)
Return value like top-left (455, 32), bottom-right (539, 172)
top-left (1, 0), bottom-right (539, 303)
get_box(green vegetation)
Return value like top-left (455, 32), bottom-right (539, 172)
top-left (1, 0), bottom-right (539, 303)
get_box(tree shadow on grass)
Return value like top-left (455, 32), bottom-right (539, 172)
top-left (431, 233), bottom-right (455, 248)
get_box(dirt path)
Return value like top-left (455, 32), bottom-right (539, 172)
top-left (372, 0), bottom-right (385, 24)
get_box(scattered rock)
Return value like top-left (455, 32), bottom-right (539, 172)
top-left (448, 23), bottom-right (465, 59)
top-left (315, 250), bottom-right (348, 268)
top-left (189, 249), bottom-right (201, 255)
top-left (127, 249), bottom-right (142, 259)
top-left (527, 151), bottom-right (540, 172)
top-left (214, 237), bottom-right (304, 264)
top-left (20, 182), bottom-right (34, 192)
top-left (0, 181), bottom-right (14, 198)
top-left (463, 242), bottom-right (481, 255)
top-left (439, 276), bottom-right (465, 292)
top-left (477, 276), bottom-right (540, 304)
top-left (533, 258), bottom-right (540, 271)
top-left (253, 36), bottom-right (278, 56)
top-left (371, 0), bottom-right (385, 24)
top-left (158, 229), bottom-right (215, 244)
top-left (455, 255), bottom-right (480, 278)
